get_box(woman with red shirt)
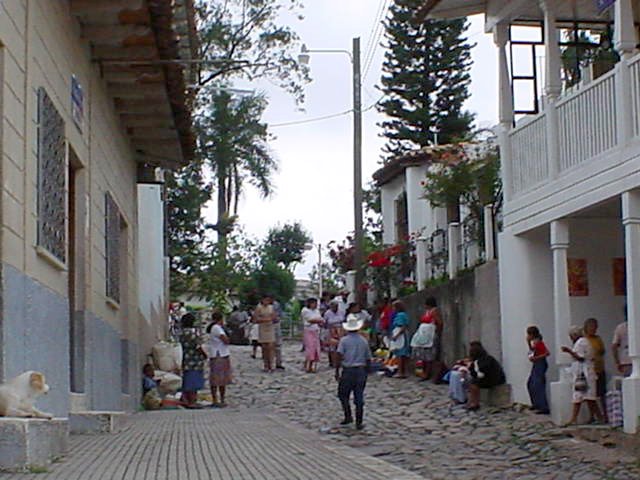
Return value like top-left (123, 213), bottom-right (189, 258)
top-left (526, 325), bottom-right (550, 414)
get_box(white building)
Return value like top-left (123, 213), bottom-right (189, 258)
top-left (0, 0), bottom-right (195, 416)
top-left (420, 0), bottom-right (640, 432)
top-left (375, 145), bottom-right (496, 289)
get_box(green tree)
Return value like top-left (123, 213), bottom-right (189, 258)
top-left (238, 261), bottom-right (296, 306)
top-left (262, 221), bottom-right (312, 270)
top-left (197, 88), bottom-right (276, 250)
top-left (378, 0), bottom-right (474, 160)
top-left (166, 161), bottom-right (212, 297)
top-left (196, 0), bottom-right (309, 102)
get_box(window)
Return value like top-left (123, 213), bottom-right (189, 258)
top-left (36, 87), bottom-right (66, 263)
top-left (105, 192), bottom-right (121, 304)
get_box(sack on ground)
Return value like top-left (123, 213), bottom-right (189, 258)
top-left (155, 371), bottom-right (182, 395)
top-left (152, 341), bottom-right (182, 372)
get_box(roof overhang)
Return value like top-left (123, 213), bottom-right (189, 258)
top-left (373, 147), bottom-right (438, 187)
top-left (416, 0), bottom-right (634, 29)
top-left (70, 0), bottom-right (197, 169)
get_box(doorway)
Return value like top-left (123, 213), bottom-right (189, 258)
top-left (68, 148), bottom-right (86, 393)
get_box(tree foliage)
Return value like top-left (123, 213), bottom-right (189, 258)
top-left (238, 261), bottom-right (296, 306)
top-left (196, 88), bottom-right (277, 246)
top-left (195, 0), bottom-right (309, 103)
top-left (378, 0), bottom-right (474, 160)
top-left (262, 221), bottom-right (312, 270)
top-left (166, 162), bottom-right (212, 296)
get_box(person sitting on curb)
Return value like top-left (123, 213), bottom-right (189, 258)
top-left (335, 314), bottom-right (371, 430)
top-left (466, 341), bottom-right (506, 411)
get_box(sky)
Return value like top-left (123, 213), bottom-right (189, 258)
top-left (202, 1), bottom-right (498, 279)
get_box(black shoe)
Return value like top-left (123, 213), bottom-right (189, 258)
top-left (340, 418), bottom-right (353, 425)
top-left (535, 409), bottom-right (550, 415)
top-left (356, 423), bottom-right (364, 430)
top-left (276, 365), bottom-right (285, 370)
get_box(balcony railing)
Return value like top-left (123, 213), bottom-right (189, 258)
top-left (557, 68), bottom-right (617, 172)
top-left (506, 51), bottom-right (640, 197)
top-left (510, 114), bottom-right (548, 194)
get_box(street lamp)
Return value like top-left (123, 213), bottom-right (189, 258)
top-left (299, 39), bottom-right (364, 304)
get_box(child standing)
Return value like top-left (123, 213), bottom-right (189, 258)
top-left (526, 326), bottom-right (550, 414)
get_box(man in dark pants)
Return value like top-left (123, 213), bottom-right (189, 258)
top-left (335, 314), bottom-right (371, 430)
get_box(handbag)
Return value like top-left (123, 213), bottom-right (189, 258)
top-left (574, 371), bottom-right (588, 392)
top-left (389, 327), bottom-right (405, 351)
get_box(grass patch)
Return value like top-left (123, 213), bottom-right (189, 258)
top-left (27, 465), bottom-right (49, 474)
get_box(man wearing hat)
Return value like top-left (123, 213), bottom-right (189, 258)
top-left (335, 313), bottom-right (371, 430)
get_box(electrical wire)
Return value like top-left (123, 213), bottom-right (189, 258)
top-left (269, 95), bottom-right (384, 129)
top-left (363, 0), bottom-right (389, 80)
top-left (362, 0), bottom-right (386, 68)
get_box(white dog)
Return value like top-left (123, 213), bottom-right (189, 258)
top-left (0, 371), bottom-right (53, 419)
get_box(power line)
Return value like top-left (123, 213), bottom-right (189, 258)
top-left (269, 96), bottom-right (384, 129)
top-left (363, 0), bottom-right (389, 81)
top-left (362, 0), bottom-right (386, 66)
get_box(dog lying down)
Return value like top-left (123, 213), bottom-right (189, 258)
top-left (0, 371), bottom-right (53, 419)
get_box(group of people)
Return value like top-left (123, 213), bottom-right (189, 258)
top-left (519, 314), bottom-right (631, 425)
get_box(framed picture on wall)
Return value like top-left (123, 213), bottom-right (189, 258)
top-left (613, 258), bottom-right (626, 296)
top-left (568, 258), bottom-right (589, 296)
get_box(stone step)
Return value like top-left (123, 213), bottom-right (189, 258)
top-left (0, 418), bottom-right (69, 471)
top-left (69, 411), bottom-right (126, 434)
top-left (480, 383), bottom-right (512, 407)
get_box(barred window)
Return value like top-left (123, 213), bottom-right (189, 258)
top-left (105, 192), bottom-right (121, 304)
top-left (37, 87), bottom-right (66, 263)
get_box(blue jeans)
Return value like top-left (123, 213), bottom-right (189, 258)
top-left (338, 366), bottom-right (367, 424)
top-left (527, 359), bottom-right (549, 412)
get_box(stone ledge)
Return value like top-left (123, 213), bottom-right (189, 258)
top-left (69, 411), bottom-right (126, 434)
top-left (0, 418), bottom-right (69, 471)
top-left (480, 383), bottom-right (512, 407)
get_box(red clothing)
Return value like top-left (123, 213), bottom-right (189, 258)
top-left (531, 339), bottom-right (549, 357)
top-left (379, 305), bottom-right (393, 331)
top-left (421, 310), bottom-right (436, 324)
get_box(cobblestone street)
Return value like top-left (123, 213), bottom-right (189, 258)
top-left (231, 342), bottom-right (640, 480)
top-left (5, 342), bottom-right (640, 479)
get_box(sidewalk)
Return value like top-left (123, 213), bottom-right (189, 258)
top-left (4, 409), bottom-right (423, 480)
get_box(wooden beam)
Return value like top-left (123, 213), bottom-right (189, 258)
top-left (81, 24), bottom-right (151, 45)
top-left (70, 0), bottom-right (145, 16)
top-left (92, 45), bottom-right (157, 61)
top-left (129, 127), bottom-right (178, 139)
top-left (102, 70), bottom-right (164, 83)
top-left (114, 98), bottom-right (172, 114)
top-left (121, 114), bottom-right (175, 128)
top-left (108, 82), bottom-right (167, 98)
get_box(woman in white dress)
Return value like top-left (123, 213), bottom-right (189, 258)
top-left (561, 325), bottom-right (604, 425)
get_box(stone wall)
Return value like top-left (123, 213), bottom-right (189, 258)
top-left (401, 260), bottom-right (502, 366)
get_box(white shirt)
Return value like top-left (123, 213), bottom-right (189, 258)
top-left (323, 309), bottom-right (344, 328)
top-left (613, 321), bottom-right (630, 366)
top-left (301, 307), bottom-right (322, 331)
top-left (332, 296), bottom-right (349, 317)
top-left (208, 324), bottom-right (230, 358)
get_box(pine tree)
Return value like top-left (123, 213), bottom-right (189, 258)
top-left (378, 0), bottom-right (474, 161)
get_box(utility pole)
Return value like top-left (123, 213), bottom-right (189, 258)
top-left (318, 243), bottom-right (323, 300)
top-left (352, 37), bottom-right (364, 305)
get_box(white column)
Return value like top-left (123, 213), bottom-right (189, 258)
top-left (483, 204), bottom-right (495, 260)
top-left (405, 166), bottom-right (428, 238)
top-left (447, 223), bottom-right (461, 280)
top-left (416, 237), bottom-right (427, 289)
top-left (345, 270), bottom-right (356, 304)
top-left (493, 22), bottom-right (514, 201)
top-left (622, 191), bottom-right (640, 433)
top-left (539, 0), bottom-right (561, 179)
top-left (549, 219), bottom-right (573, 425)
top-left (614, 0), bottom-right (638, 146)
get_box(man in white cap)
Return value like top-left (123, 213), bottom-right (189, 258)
top-left (335, 313), bottom-right (371, 430)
